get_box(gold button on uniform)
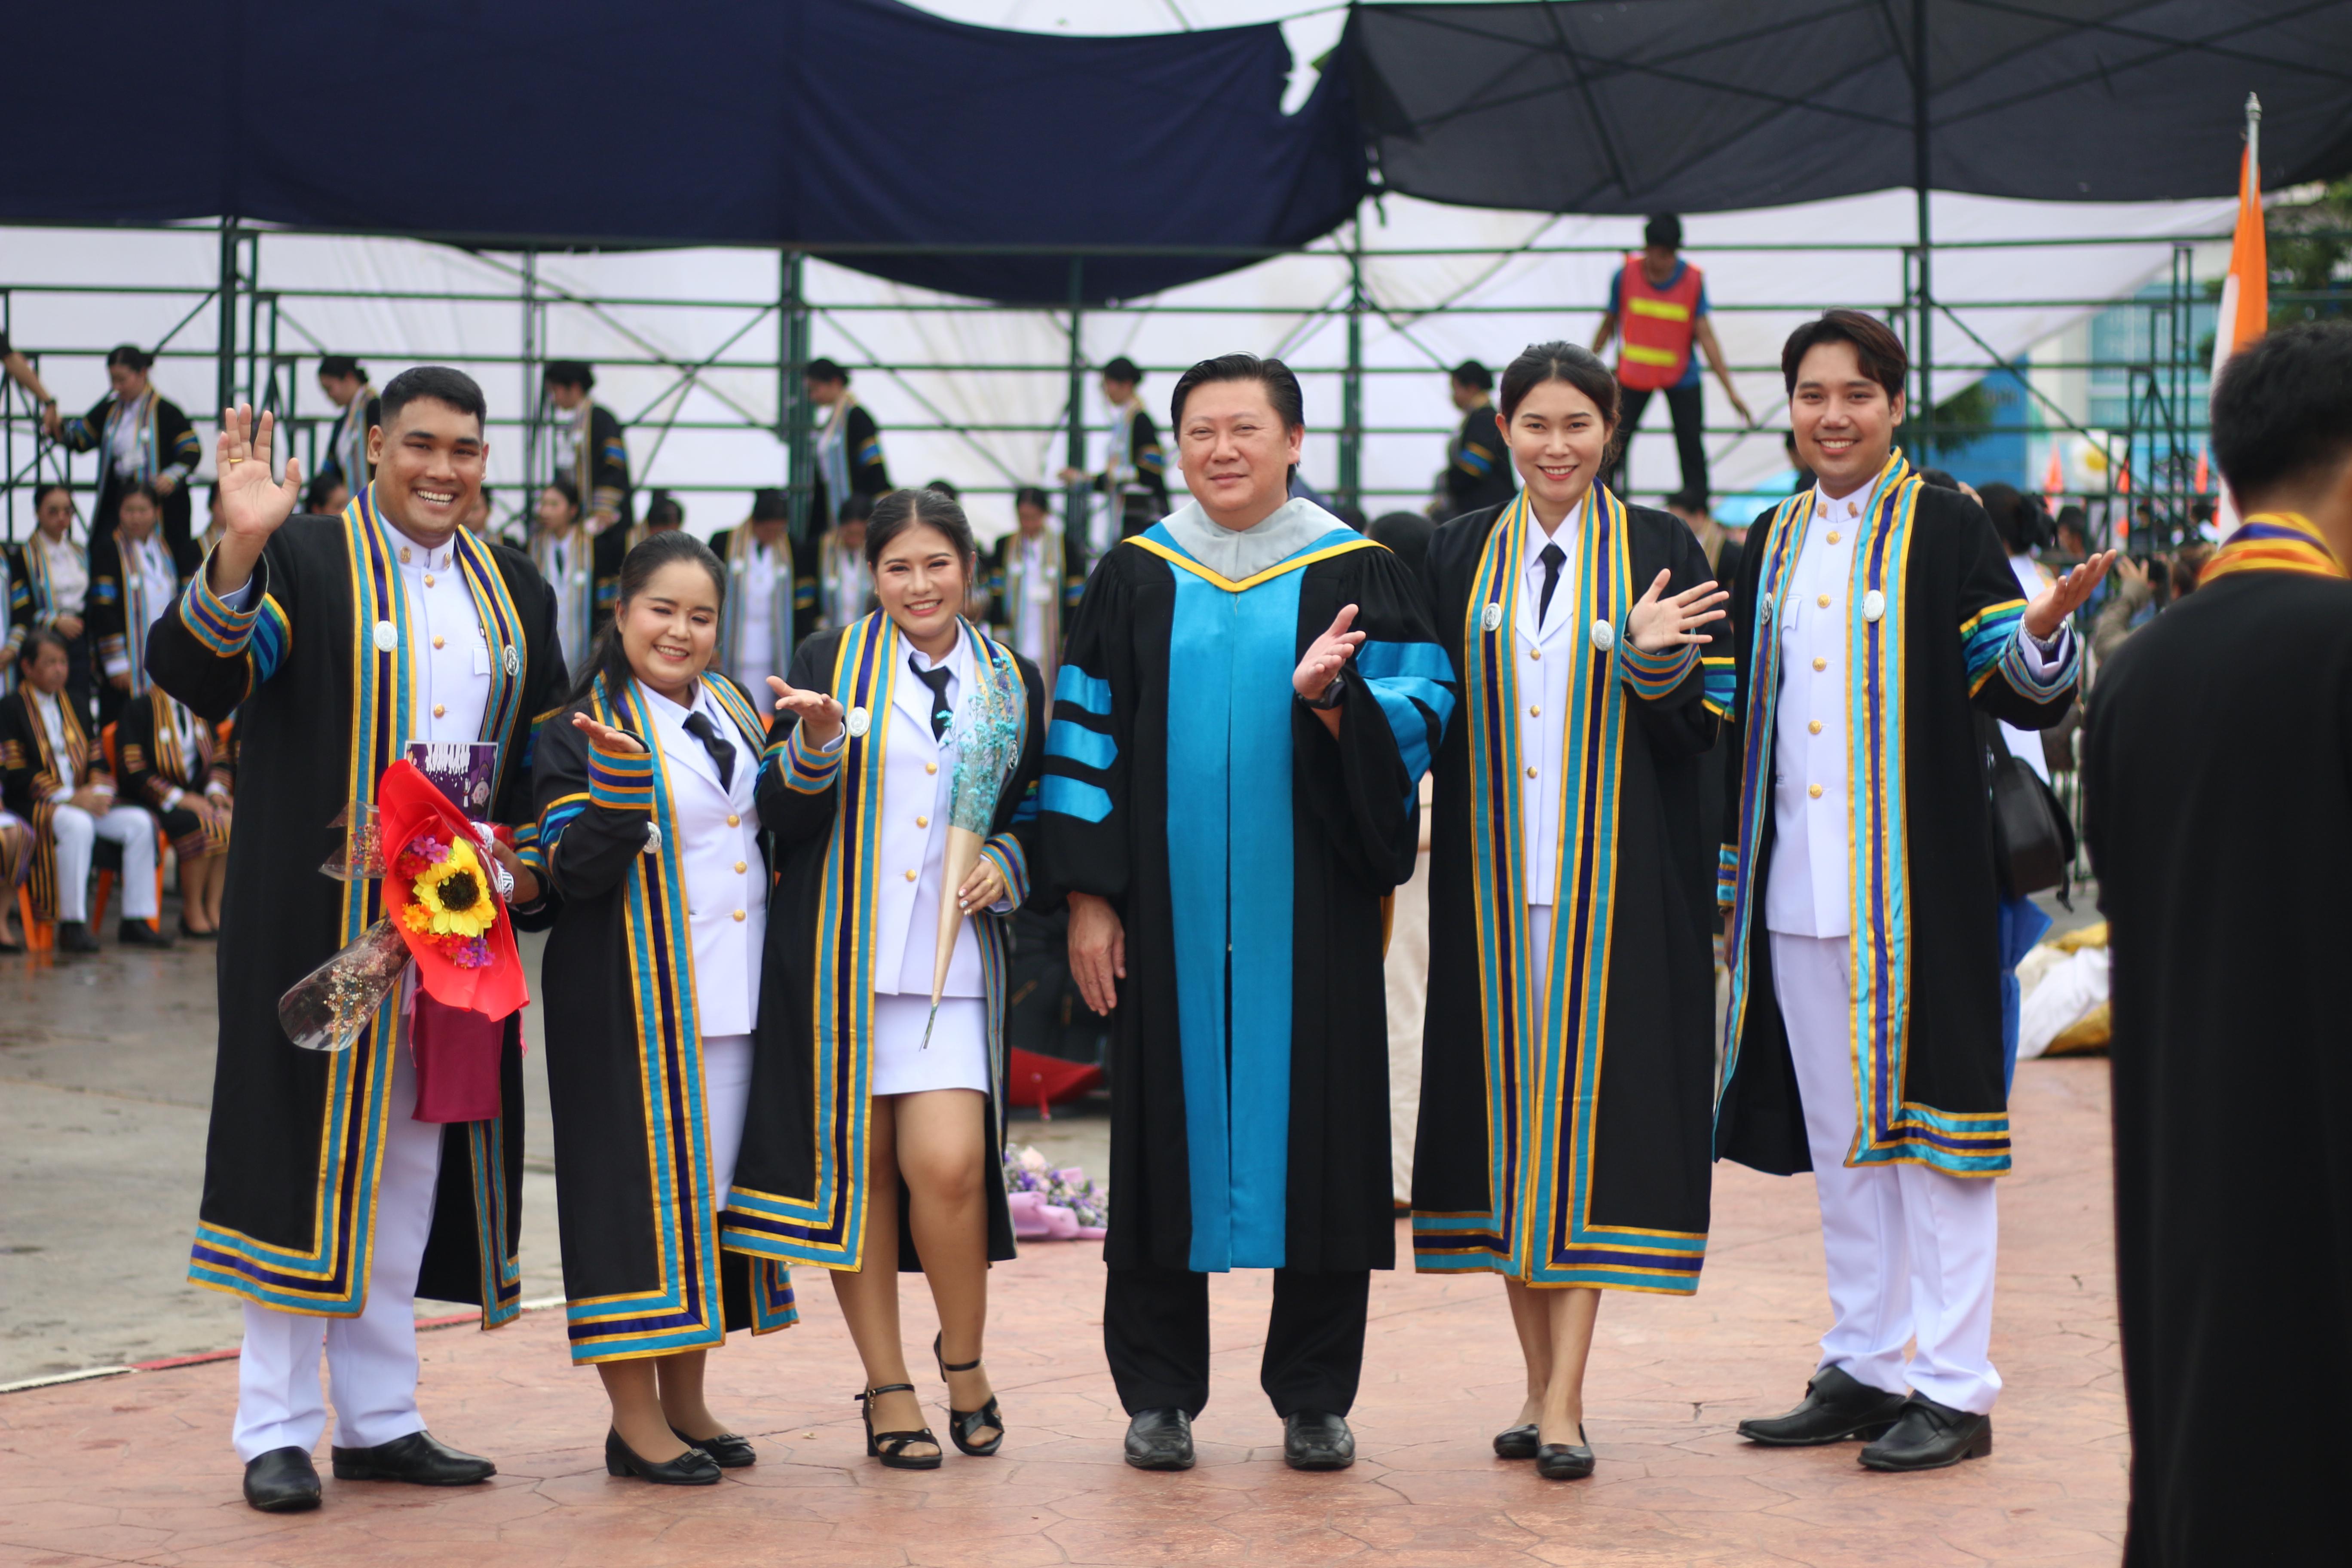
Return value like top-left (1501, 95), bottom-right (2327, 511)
top-left (1525, 765), bottom-right (1538, 778)
top-left (400, 548), bottom-right (413, 564)
top-left (1528, 648), bottom-right (1541, 661)
top-left (726, 814), bottom-right (740, 827)
top-left (904, 868), bottom-right (918, 882)
top-left (917, 815), bottom-right (930, 828)
top-left (1812, 657), bottom-right (1827, 672)
top-left (925, 762), bottom-right (938, 775)
top-left (1808, 784), bottom-right (1824, 799)
top-left (432, 703), bottom-right (446, 718)
top-left (423, 574), bottom-right (435, 587)
top-left (1809, 720), bottom-right (1823, 735)
top-left (433, 635), bottom-right (446, 649)
top-left (1817, 594), bottom-right (1831, 608)
top-left (734, 861), bottom-right (747, 874)
top-left (1528, 705), bottom-right (1540, 718)
top-left (732, 910), bottom-right (745, 922)
top-left (1826, 531), bottom-right (1841, 545)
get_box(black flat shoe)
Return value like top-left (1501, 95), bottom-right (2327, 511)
top-left (55, 921), bottom-right (99, 954)
top-left (1534, 1424), bottom-right (1594, 1481)
top-left (933, 1331), bottom-right (1004, 1457)
top-left (1282, 1410), bottom-right (1355, 1471)
top-left (178, 919), bottom-right (218, 940)
top-left (671, 1425), bottom-right (755, 1468)
top-left (1858, 1397), bottom-right (1992, 1472)
top-left (857, 1384), bottom-right (942, 1470)
top-left (604, 1427), bottom-right (720, 1485)
top-left (117, 921), bottom-right (174, 949)
top-left (242, 1446), bottom-right (321, 1512)
top-left (1492, 1422), bottom-right (1540, 1460)
top-left (1123, 1407), bottom-right (1195, 1471)
top-left (330, 1429), bottom-right (496, 1485)
top-left (1736, 1366), bottom-right (1909, 1447)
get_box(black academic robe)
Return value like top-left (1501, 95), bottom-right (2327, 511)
top-left (1098, 406), bottom-right (1171, 539)
top-left (146, 496), bottom-right (568, 1323)
top-left (1442, 403), bottom-right (1516, 521)
top-left (707, 523), bottom-right (810, 687)
top-left (1411, 492), bottom-right (1721, 1291)
top-left (59, 391), bottom-right (201, 560)
top-left (986, 526), bottom-right (1087, 672)
top-left (567, 401), bottom-right (634, 530)
top-left (1038, 517), bottom-right (1452, 1276)
top-left (1715, 455), bottom-right (2077, 1180)
top-left (5, 539), bottom-right (96, 724)
top-left (86, 532), bottom-right (187, 727)
top-left (812, 402), bottom-right (890, 530)
top-left (532, 671), bottom-right (799, 1362)
top-left (725, 616), bottom-right (1040, 1274)
top-left (2083, 561), bottom-right (2352, 1567)
top-left (115, 687), bottom-right (230, 862)
top-left (0, 684), bottom-right (107, 922)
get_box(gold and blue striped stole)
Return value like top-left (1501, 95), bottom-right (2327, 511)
top-left (1416, 485), bottom-right (1706, 1291)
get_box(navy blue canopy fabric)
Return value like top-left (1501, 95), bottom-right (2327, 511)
top-left (0, 0), bottom-right (1364, 306)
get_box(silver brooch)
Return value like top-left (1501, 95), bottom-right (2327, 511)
top-left (371, 620), bottom-right (398, 652)
top-left (502, 646), bottom-right (520, 675)
top-left (845, 706), bottom-right (871, 739)
top-left (1589, 619), bottom-right (1615, 653)
top-left (642, 822), bottom-right (662, 854)
top-left (1862, 590), bottom-right (1886, 623)
top-left (1480, 601), bottom-right (1504, 633)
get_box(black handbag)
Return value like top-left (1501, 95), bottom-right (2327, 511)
top-left (1983, 719), bottom-right (2074, 906)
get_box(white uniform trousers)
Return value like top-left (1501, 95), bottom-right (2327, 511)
top-left (1771, 932), bottom-right (2003, 1415)
top-left (702, 1034), bottom-right (752, 1213)
top-left (49, 802), bottom-right (159, 922)
top-left (233, 1029), bottom-right (443, 1461)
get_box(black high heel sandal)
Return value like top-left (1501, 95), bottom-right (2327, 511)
top-left (857, 1384), bottom-right (942, 1470)
top-left (933, 1332), bottom-right (1005, 1458)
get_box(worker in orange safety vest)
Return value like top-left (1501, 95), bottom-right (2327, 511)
top-left (1590, 213), bottom-right (1752, 505)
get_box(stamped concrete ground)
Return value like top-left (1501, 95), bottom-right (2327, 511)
top-left (0, 1054), bottom-right (2122, 1567)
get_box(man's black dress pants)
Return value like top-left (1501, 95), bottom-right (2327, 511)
top-left (1103, 1262), bottom-right (1369, 1419)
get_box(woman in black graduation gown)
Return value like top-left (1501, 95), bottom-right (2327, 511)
top-left (114, 685), bottom-right (233, 937)
top-left (726, 486), bottom-right (1044, 1471)
top-left (1412, 343), bottom-right (1728, 1480)
top-left (533, 530), bottom-right (792, 1485)
top-left (9, 484), bottom-right (98, 725)
top-left (55, 345), bottom-right (201, 560)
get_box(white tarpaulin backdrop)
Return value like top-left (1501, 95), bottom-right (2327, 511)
top-left (0, 0), bottom-right (2233, 544)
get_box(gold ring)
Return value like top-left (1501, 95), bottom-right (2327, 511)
top-left (224, 456), bottom-right (243, 466)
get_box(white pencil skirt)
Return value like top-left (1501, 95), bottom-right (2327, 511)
top-left (869, 992), bottom-right (990, 1097)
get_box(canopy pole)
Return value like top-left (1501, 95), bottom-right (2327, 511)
top-left (215, 217), bottom-right (239, 426)
top-left (1340, 220), bottom-right (1364, 513)
top-left (1063, 258), bottom-right (1089, 554)
top-left (520, 249), bottom-right (544, 515)
top-left (781, 251), bottom-right (814, 544)
top-left (1911, 0), bottom-right (1932, 459)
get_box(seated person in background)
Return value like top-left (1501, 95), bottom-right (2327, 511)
top-left (116, 684), bottom-right (233, 937)
top-left (0, 806), bottom-right (28, 951)
top-left (0, 630), bottom-right (167, 953)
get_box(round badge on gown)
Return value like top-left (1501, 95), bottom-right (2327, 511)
top-left (1589, 618), bottom-right (1615, 653)
top-left (642, 822), bottom-right (662, 854)
top-left (1863, 590), bottom-right (1886, 623)
top-left (371, 620), bottom-right (398, 652)
top-left (846, 706), bottom-right (871, 739)
top-left (1481, 601), bottom-right (1504, 633)
top-left (502, 646), bottom-right (520, 676)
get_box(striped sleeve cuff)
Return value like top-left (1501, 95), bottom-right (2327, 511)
top-left (1717, 843), bottom-right (1739, 910)
top-left (980, 832), bottom-right (1029, 910)
top-left (509, 820), bottom-right (547, 879)
top-left (586, 739), bottom-right (656, 809)
top-left (1616, 621), bottom-right (1700, 700)
top-left (1994, 623), bottom-right (2076, 705)
top-left (1700, 656), bottom-right (1736, 719)
top-left (777, 726), bottom-right (843, 794)
top-left (178, 552), bottom-right (263, 655)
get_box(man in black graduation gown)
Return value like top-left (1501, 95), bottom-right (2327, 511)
top-left (544, 360), bottom-right (632, 536)
top-left (148, 368), bottom-right (567, 1513)
top-left (1041, 353), bottom-right (1453, 1473)
top-left (1438, 359), bottom-right (1516, 520)
top-left (2084, 321), bottom-right (2352, 1565)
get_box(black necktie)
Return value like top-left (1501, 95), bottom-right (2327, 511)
top-left (681, 710), bottom-right (735, 790)
top-left (1537, 541), bottom-right (1567, 628)
top-left (911, 657), bottom-right (954, 740)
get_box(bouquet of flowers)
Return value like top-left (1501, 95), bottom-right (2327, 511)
top-left (394, 827), bottom-right (500, 969)
top-left (1001, 1143), bottom-right (1109, 1241)
top-left (922, 654), bottom-right (1026, 1045)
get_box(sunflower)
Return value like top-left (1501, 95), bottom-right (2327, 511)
top-left (404, 836), bottom-right (499, 940)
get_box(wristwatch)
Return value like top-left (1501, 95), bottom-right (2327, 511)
top-left (1301, 677), bottom-right (1346, 711)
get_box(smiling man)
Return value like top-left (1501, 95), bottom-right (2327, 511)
top-left (1714, 313), bottom-right (2111, 1472)
top-left (1039, 352), bottom-right (1455, 1474)
top-left (147, 367), bottom-right (571, 1514)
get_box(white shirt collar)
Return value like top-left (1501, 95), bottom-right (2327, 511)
top-left (1522, 509), bottom-right (1579, 574)
top-left (1812, 480), bottom-right (1871, 523)
top-left (387, 519), bottom-right (458, 571)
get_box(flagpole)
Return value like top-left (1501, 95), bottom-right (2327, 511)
top-left (2246, 92), bottom-right (2261, 184)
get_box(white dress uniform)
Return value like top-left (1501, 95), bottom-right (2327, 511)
top-left (1764, 482), bottom-right (2072, 1418)
top-left (1514, 513), bottom-right (1581, 968)
top-left (633, 678), bottom-right (768, 1210)
top-left (829, 636), bottom-right (1006, 1096)
top-left (227, 525), bottom-right (494, 1462)
top-left (732, 536), bottom-right (792, 698)
top-left (30, 686), bottom-right (159, 923)
top-left (104, 530), bottom-right (180, 696)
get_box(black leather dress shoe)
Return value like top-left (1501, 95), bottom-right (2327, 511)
top-left (1123, 1408), bottom-right (1195, 1471)
top-left (606, 1427), bottom-right (721, 1485)
top-left (672, 1425), bottom-right (756, 1468)
top-left (1858, 1396), bottom-right (1992, 1471)
top-left (1283, 1410), bottom-right (1355, 1471)
top-left (55, 921), bottom-right (99, 955)
top-left (1492, 1422), bottom-right (1539, 1460)
top-left (1534, 1424), bottom-right (1594, 1481)
top-left (1736, 1366), bottom-right (1909, 1446)
top-left (118, 921), bottom-right (173, 949)
top-left (330, 1430), bottom-right (496, 1485)
top-left (242, 1446), bottom-right (322, 1512)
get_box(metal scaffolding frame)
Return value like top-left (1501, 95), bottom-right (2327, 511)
top-left (2, 217), bottom-right (2289, 549)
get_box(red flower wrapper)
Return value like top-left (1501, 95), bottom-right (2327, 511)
top-left (377, 759), bottom-right (528, 1023)
top-left (410, 993), bottom-right (506, 1123)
